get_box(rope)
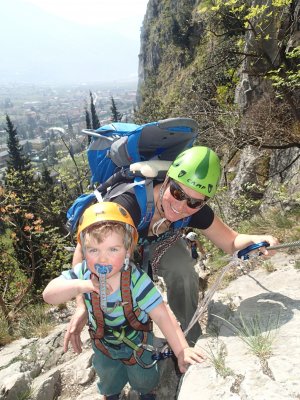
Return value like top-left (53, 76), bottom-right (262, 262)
top-left (268, 240), bottom-right (300, 251)
top-left (184, 258), bottom-right (240, 337)
top-left (150, 230), bottom-right (182, 281)
top-left (184, 239), bottom-right (300, 337)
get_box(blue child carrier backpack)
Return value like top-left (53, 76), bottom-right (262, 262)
top-left (66, 117), bottom-right (199, 234)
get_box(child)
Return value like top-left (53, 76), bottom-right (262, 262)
top-left (43, 202), bottom-right (204, 400)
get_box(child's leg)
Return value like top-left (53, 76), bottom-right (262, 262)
top-left (92, 344), bottom-right (127, 396)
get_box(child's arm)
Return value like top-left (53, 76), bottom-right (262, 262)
top-left (149, 302), bottom-right (205, 373)
top-left (43, 275), bottom-right (98, 305)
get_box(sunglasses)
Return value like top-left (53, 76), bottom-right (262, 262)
top-left (169, 180), bottom-right (208, 209)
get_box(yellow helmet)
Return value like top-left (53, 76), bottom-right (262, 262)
top-left (77, 202), bottom-right (138, 246)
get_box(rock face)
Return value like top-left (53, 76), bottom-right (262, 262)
top-left (1, 251), bottom-right (300, 399)
top-left (0, 313), bottom-right (179, 400)
top-left (179, 252), bottom-right (300, 400)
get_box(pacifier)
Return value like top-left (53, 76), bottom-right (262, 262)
top-left (95, 264), bottom-right (113, 275)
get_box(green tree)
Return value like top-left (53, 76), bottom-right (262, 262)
top-left (0, 122), bottom-right (72, 331)
top-left (85, 107), bottom-right (92, 129)
top-left (41, 162), bottom-right (54, 186)
top-left (90, 91), bottom-right (100, 129)
top-left (85, 107), bottom-right (92, 145)
top-left (5, 115), bottom-right (31, 173)
top-left (110, 96), bottom-right (123, 122)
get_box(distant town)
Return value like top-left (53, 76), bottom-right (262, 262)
top-left (0, 82), bottom-right (138, 177)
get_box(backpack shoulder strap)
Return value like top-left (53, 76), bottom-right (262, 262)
top-left (173, 216), bottom-right (191, 229)
top-left (133, 177), bottom-right (155, 231)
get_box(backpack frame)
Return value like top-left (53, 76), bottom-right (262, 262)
top-left (66, 117), bottom-right (199, 235)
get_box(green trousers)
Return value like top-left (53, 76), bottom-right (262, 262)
top-left (92, 332), bottom-right (159, 396)
top-left (150, 237), bottom-right (201, 345)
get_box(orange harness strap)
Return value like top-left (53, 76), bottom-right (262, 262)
top-left (89, 268), bottom-right (152, 365)
top-left (121, 268), bottom-right (152, 332)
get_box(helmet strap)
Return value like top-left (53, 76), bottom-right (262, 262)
top-left (159, 178), bottom-right (169, 212)
top-left (151, 217), bottom-right (167, 237)
top-left (123, 253), bottom-right (130, 271)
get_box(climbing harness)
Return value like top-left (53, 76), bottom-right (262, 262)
top-left (89, 267), bottom-right (152, 365)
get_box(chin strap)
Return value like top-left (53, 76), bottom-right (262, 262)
top-left (151, 217), bottom-right (167, 236)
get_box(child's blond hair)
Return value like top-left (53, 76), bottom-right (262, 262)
top-left (82, 222), bottom-right (133, 251)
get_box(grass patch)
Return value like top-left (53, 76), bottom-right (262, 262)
top-left (294, 260), bottom-right (300, 270)
top-left (262, 260), bottom-right (276, 273)
top-left (0, 313), bottom-right (13, 347)
top-left (213, 312), bottom-right (280, 361)
top-left (204, 339), bottom-right (234, 378)
top-left (18, 304), bottom-right (54, 339)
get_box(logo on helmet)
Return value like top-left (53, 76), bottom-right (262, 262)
top-left (187, 179), bottom-right (206, 190)
top-left (208, 184), bottom-right (214, 193)
top-left (178, 170), bottom-right (187, 178)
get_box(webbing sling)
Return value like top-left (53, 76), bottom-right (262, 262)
top-left (89, 268), bottom-right (152, 365)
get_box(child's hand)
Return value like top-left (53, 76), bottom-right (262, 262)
top-left (177, 346), bottom-right (205, 373)
top-left (64, 305), bottom-right (87, 353)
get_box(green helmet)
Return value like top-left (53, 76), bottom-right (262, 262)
top-left (167, 146), bottom-right (221, 197)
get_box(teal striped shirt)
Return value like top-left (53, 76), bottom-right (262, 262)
top-left (61, 261), bottom-right (163, 341)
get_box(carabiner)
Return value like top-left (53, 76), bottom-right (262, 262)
top-left (237, 241), bottom-right (270, 260)
top-left (133, 342), bottom-right (158, 369)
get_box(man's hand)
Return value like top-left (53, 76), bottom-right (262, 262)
top-left (63, 305), bottom-right (88, 354)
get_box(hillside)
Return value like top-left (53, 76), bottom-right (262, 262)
top-left (136, 0), bottom-right (300, 212)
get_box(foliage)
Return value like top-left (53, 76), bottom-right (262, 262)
top-left (0, 117), bottom-right (74, 331)
top-left (5, 115), bottom-right (31, 173)
top-left (268, 46), bottom-right (300, 98)
top-left (0, 311), bottom-right (12, 346)
top-left (203, 339), bottom-right (234, 378)
top-left (137, 0), bottom-right (299, 171)
top-left (110, 96), bottom-right (123, 122)
top-left (18, 304), bottom-right (53, 339)
top-left (262, 260), bottom-right (277, 273)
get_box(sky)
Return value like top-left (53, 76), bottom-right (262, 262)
top-left (0, 0), bottom-right (149, 85)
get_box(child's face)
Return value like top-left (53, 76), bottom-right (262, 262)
top-left (85, 231), bottom-right (127, 278)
